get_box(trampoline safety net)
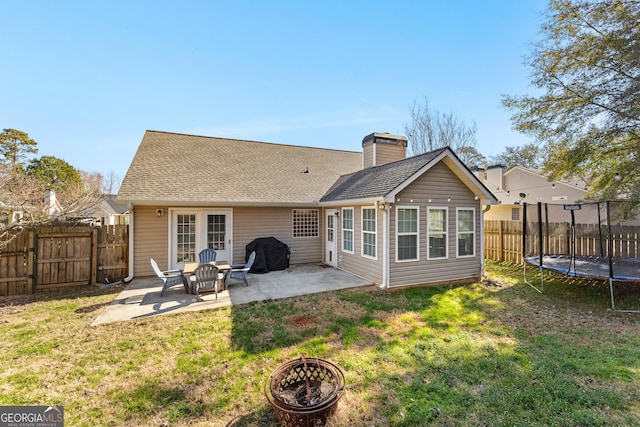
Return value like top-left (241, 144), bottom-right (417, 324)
top-left (523, 201), bottom-right (640, 282)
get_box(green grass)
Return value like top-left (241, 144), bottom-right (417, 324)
top-left (1, 260), bottom-right (639, 426)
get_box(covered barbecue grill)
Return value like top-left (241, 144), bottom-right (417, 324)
top-left (246, 237), bottom-right (290, 274)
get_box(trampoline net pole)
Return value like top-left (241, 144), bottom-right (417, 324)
top-left (521, 200), bottom-right (639, 312)
top-left (604, 201), bottom-right (640, 313)
top-left (569, 209), bottom-right (576, 275)
top-left (523, 202), bottom-right (544, 293)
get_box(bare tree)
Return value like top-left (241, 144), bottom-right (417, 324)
top-left (403, 97), bottom-right (484, 166)
top-left (102, 171), bottom-right (120, 194)
top-left (489, 143), bottom-right (543, 170)
top-left (1, 166), bottom-right (106, 250)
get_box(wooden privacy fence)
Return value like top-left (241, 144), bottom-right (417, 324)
top-left (484, 220), bottom-right (523, 264)
top-left (0, 224), bottom-right (128, 296)
top-left (484, 220), bottom-right (640, 264)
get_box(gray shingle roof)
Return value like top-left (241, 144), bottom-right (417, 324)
top-left (320, 147), bottom-right (448, 202)
top-left (102, 195), bottom-right (129, 214)
top-left (117, 131), bottom-right (363, 205)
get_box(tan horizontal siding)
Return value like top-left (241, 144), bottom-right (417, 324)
top-left (375, 144), bottom-right (405, 166)
top-left (133, 206), bottom-right (324, 279)
top-left (388, 162), bottom-right (482, 287)
top-left (363, 145), bottom-right (374, 169)
top-left (336, 205), bottom-right (383, 284)
top-left (134, 206), bottom-right (169, 277)
top-left (232, 207), bottom-right (322, 265)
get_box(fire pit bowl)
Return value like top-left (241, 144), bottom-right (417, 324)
top-left (265, 356), bottom-right (345, 427)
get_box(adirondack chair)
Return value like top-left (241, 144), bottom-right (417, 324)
top-left (150, 259), bottom-right (189, 296)
top-left (226, 251), bottom-right (256, 287)
top-left (198, 248), bottom-right (217, 263)
top-left (190, 263), bottom-right (224, 301)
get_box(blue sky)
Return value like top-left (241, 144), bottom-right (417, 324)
top-left (2, 1), bottom-right (548, 188)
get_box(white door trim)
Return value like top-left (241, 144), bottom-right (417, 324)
top-left (325, 209), bottom-right (338, 267)
top-left (168, 208), bottom-right (234, 270)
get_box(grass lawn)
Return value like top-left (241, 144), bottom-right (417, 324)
top-left (1, 260), bottom-right (640, 426)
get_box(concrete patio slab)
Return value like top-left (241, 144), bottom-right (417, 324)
top-left (91, 264), bottom-right (373, 326)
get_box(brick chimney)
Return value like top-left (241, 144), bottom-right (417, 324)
top-left (362, 132), bottom-right (407, 168)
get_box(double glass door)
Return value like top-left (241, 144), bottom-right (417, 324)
top-left (171, 209), bottom-right (232, 269)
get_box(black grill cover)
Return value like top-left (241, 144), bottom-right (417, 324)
top-left (246, 237), bottom-right (290, 274)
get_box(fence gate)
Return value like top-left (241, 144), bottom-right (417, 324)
top-left (35, 226), bottom-right (98, 289)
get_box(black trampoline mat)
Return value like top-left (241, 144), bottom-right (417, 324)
top-left (524, 255), bottom-right (640, 282)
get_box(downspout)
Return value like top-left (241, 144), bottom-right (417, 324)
top-left (481, 203), bottom-right (491, 280)
top-left (380, 202), bottom-right (390, 289)
top-left (123, 205), bottom-right (134, 283)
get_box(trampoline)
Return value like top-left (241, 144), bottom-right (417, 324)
top-left (522, 201), bottom-right (640, 313)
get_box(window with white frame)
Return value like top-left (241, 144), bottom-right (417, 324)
top-left (176, 213), bottom-right (196, 263)
top-left (207, 214), bottom-right (226, 250)
top-left (292, 209), bottom-right (319, 238)
top-left (396, 207), bottom-right (418, 261)
top-left (428, 207), bottom-right (448, 259)
top-left (342, 208), bottom-right (354, 253)
top-left (457, 208), bottom-right (475, 257)
top-left (362, 207), bottom-right (376, 258)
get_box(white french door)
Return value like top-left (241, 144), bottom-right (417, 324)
top-left (203, 210), bottom-right (231, 262)
top-left (170, 209), bottom-right (233, 270)
top-left (325, 210), bottom-right (337, 267)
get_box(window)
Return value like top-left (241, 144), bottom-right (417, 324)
top-left (362, 207), bottom-right (376, 258)
top-left (428, 207), bottom-right (448, 259)
top-left (207, 214), bottom-right (226, 250)
top-left (327, 214), bottom-right (335, 243)
top-left (396, 207), bottom-right (418, 261)
top-left (457, 208), bottom-right (475, 257)
top-left (292, 209), bottom-right (319, 237)
top-left (511, 207), bottom-right (520, 221)
top-left (342, 208), bottom-right (354, 253)
top-left (176, 214), bottom-right (196, 263)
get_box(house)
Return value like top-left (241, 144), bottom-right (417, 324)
top-left (117, 130), bottom-right (497, 288)
top-left (474, 165), bottom-right (587, 222)
top-left (5, 189), bottom-right (63, 225)
top-left (82, 195), bottom-right (130, 226)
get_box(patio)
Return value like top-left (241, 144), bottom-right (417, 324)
top-left (91, 264), bottom-right (373, 326)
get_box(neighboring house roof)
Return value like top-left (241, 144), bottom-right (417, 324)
top-left (321, 147), bottom-right (498, 205)
top-left (117, 131), bottom-right (363, 206)
top-left (97, 195), bottom-right (130, 216)
top-left (99, 195), bottom-right (129, 215)
top-left (493, 166), bottom-right (587, 205)
top-left (505, 166), bottom-right (588, 192)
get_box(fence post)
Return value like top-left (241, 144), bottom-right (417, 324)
top-left (27, 228), bottom-right (35, 293)
top-left (91, 228), bottom-right (98, 285)
top-left (498, 220), bottom-right (504, 262)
